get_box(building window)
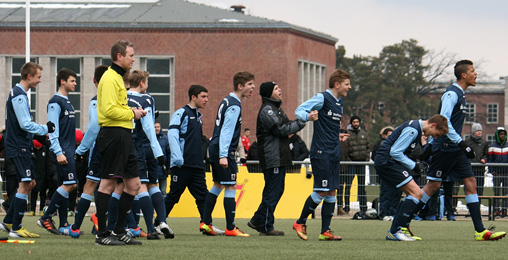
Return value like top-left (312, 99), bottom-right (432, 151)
top-left (487, 134), bottom-right (495, 145)
top-left (12, 57), bottom-right (37, 119)
top-left (487, 103), bottom-right (498, 124)
top-left (298, 60), bottom-right (326, 145)
top-left (56, 58), bottom-right (82, 128)
top-left (464, 103), bottom-right (475, 123)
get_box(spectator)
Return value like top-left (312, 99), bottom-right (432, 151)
top-left (337, 123), bottom-right (350, 215)
top-left (246, 141), bottom-right (259, 173)
top-left (155, 121), bottom-right (170, 196)
top-left (488, 127), bottom-right (508, 216)
top-left (287, 133), bottom-right (309, 173)
top-left (465, 123), bottom-right (489, 195)
top-left (347, 115), bottom-right (370, 212)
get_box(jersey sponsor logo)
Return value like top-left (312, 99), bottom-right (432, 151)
top-left (322, 180), bottom-right (328, 187)
top-left (402, 170), bottom-right (409, 177)
top-left (26, 169), bottom-right (31, 177)
top-left (436, 170), bottom-right (442, 178)
top-left (173, 175), bottom-right (178, 182)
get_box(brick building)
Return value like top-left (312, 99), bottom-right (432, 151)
top-left (0, 0), bottom-right (336, 145)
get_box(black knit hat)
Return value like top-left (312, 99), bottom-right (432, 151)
top-left (259, 81), bottom-right (276, 98)
top-left (350, 115), bottom-right (361, 124)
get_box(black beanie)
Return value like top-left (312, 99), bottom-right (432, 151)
top-left (259, 81), bottom-right (276, 98)
top-left (350, 115), bottom-right (361, 124)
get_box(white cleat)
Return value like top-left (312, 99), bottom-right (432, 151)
top-left (212, 225), bottom-right (225, 235)
top-left (155, 222), bottom-right (174, 239)
top-left (386, 229), bottom-right (416, 241)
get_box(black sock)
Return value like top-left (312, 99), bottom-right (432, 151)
top-left (95, 192), bottom-right (111, 236)
top-left (113, 192), bottom-right (135, 235)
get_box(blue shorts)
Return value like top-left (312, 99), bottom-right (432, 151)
top-left (10, 153), bottom-right (36, 182)
top-left (311, 159), bottom-right (340, 192)
top-left (143, 144), bottom-right (158, 184)
top-left (86, 145), bottom-right (101, 183)
top-left (427, 143), bottom-right (473, 182)
top-left (210, 157), bottom-right (237, 185)
top-left (134, 140), bottom-right (149, 183)
top-left (55, 150), bottom-right (78, 185)
top-left (374, 160), bottom-right (413, 189)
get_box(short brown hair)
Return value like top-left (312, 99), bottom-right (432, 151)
top-left (127, 70), bottom-right (149, 88)
top-left (21, 62), bottom-right (43, 80)
top-left (233, 71), bottom-right (255, 91)
top-left (427, 114), bottom-right (449, 134)
top-left (111, 40), bottom-right (134, 61)
top-left (329, 69), bottom-right (351, 88)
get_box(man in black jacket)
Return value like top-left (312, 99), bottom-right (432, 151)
top-left (465, 123), bottom-right (489, 195)
top-left (247, 81), bottom-right (305, 236)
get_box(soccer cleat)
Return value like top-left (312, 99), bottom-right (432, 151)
top-left (146, 232), bottom-right (160, 240)
top-left (0, 222), bottom-right (12, 233)
top-left (155, 222), bottom-right (174, 239)
top-left (386, 229), bottom-right (416, 241)
top-left (247, 220), bottom-right (263, 232)
top-left (29, 211), bottom-right (35, 216)
top-left (37, 217), bottom-right (61, 235)
top-left (95, 233), bottom-right (126, 246)
top-left (225, 227), bottom-right (250, 237)
top-left (9, 227), bottom-right (41, 238)
top-left (126, 227), bottom-right (142, 238)
top-left (212, 225), bottom-right (225, 235)
top-left (60, 226), bottom-right (81, 238)
top-left (260, 229), bottom-right (285, 236)
top-left (401, 227), bottom-right (421, 241)
top-left (140, 229), bottom-right (147, 238)
top-left (112, 231), bottom-right (142, 245)
top-left (292, 221), bottom-right (308, 241)
top-left (199, 222), bottom-right (217, 236)
top-left (319, 230), bottom-right (342, 241)
top-left (90, 213), bottom-right (99, 234)
top-left (447, 215), bottom-right (456, 221)
top-left (475, 225), bottom-right (506, 241)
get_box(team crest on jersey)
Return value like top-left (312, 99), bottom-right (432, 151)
top-left (64, 110), bottom-right (69, 116)
top-left (322, 180), bottom-right (328, 187)
top-left (327, 110), bottom-right (332, 116)
top-left (410, 143), bottom-right (416, 149)
top-left (436, 170), bottom-right (442, 178)
top-left (26, 169), bottom-right (31, 177)
top-left (402, 171), bottom-right (409, 177)
top-left (173, 175), bottom-right (178, 182)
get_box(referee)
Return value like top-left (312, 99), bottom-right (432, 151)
top-left (94, 40), bottom-right (146, 246)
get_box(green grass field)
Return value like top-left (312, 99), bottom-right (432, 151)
top-left (1, 216), bottom-right (507, 260)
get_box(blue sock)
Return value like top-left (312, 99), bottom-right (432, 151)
top-left (466, 194), bottom-right (485, 232)
top-left (149, 186), bottom-right (166, 224)
top-left (390, 195), bottom-right (419, 234)
top-left (12, 193), bottom-right (28, 231)
top-left (321, 196), bottom-right (336, 234)
top-left (72, 193), bottom-right (92, 230)
top-left (202, 188), bottom-right (221, 225)
top-left (224, 189), bottom-right (236, 231)
top-left (297, 192), bottom-right (322, 224)
top-left (127, 210), bottom-right (137, 229)
top-left (57, 194), bottom-right (70, 228)
top-left (139, 192), bottom-right (155, 233)
top-left (3, 196), bottom-right (16, 224)
top-left (107, 193), bottom-right (121, 231)
top-left (132, 196), bottom-right (141, 224)
top-left (43, 187), bottom-right (68, 220)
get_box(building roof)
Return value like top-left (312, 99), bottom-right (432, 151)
top-left (0, 0), bottom-right (337, 43)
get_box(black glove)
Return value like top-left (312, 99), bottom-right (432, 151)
top-left (458, 141), bottom-right (476, 159)
top-left (240, 158), bottom-right (247, 164)
top-left (155, 110), bottom-right (160, 119)
top-left (157, 156), bottom-right (165, 166)
top-left (413, 159), bottom-right (428, 175)
top-left (74, 153), bottom-right (83, 164)
top-left (46, 121), bottom-right (55, 133)
top-left (418, 144), bottom-right (432, 162)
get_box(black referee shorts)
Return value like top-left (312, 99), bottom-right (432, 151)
top-left (97, 127), bottom-right (138, 179)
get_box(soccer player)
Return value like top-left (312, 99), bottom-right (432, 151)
top-left (292, 69), bottom-right (351, 241)
top-left (164, 84), bottom-right (225, 236)
top-left (38, 68), bottom-right (79, 237)
top-left (125, 70), bottom-right (168, 240)
top-left (374, 115), bottom-right (448, 241)
top-left (417, 60), bottom-right (505, 241)
top-left (200, 71), bottom-right (255, 237)
top-left (94, 40), bottom-right (146, 246)
top-left (0, 62), bottom-right (54, 238)
top-left (67, 65), bottom-right (109, 238)
top-left (247, 81), bottom-right (305, 236)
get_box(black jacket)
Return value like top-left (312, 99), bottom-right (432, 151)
top-left (256, 97), bottom-right (305, 171)
top-left (464, 135), bottom-right (489, 163)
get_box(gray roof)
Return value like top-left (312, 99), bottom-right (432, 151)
top-left (0, 0), bottom-right (337, 43)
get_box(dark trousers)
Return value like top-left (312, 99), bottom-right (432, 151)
top-left (337, 166), bottom-right (353, 211)
top-left (378, 178), bottom-right (401, 218)
top-left (343, 164), bottom-right (367, 211)
top-left (164, 166), bottom-right (208, 220)
top-left (250, 167), bottom-right (286, 232)
top-left (493, 170), bottom-right (508, 210)
top-left (472, 166), bottom-right (485, 196)
top-left (443, 181), bottom-right (457, 216)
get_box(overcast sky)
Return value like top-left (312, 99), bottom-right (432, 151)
top-left (190, 0), bottom-right (508, 81)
